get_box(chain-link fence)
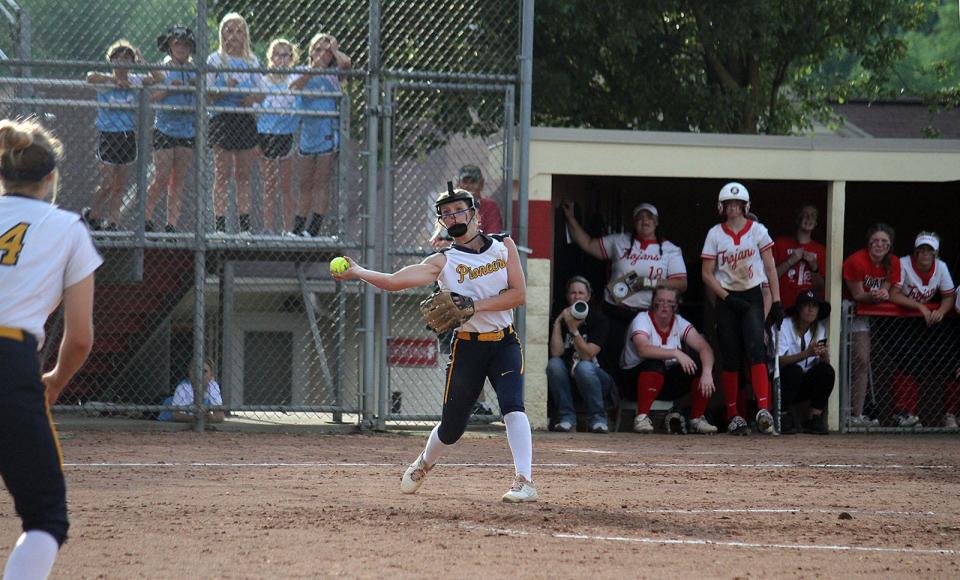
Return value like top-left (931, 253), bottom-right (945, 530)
top-left (840, 302), bottom-right (960, 432)
top-left (2, 0), bottom-right (527, 429)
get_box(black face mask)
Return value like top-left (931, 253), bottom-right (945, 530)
top-left (447, 222), bottom-right (468, 238)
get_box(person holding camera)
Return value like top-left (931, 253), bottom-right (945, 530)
top-left (547, 276), bottom-right (615, 433)
top-left (621, 286), bottom-right (717, 434)
top-left (776, 290), bottom-right (834, 434)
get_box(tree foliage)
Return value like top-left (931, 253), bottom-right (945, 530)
top-left (533, 0), bottom-right (936, 134)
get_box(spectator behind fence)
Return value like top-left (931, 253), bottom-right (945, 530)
top-left (146, 26), bottom-right (197, 233)
top-left (84, 40), bottom-right (160, 231)
top-left (842, 223), bottom-right (900, 428)
top-left (562, 200), bottom-right (688, 378)
top-left (430, 165), bottom-right (504, 249)
top-left (621, 286), bottom-right (717, 434)
top-left (207, 12), bottom-right (263, 234)
top-left (547, 276), bottom-right (615, 433)
top-left (290, 32), bottom-right (351, 238)
top-left (774, 204), bottom-right (826, 309)
top-left (776, 290), bottom-right (833, 435)
top-left (701, 182), bottom-right (783, 436)
top-left (158, 359), bottom-right (225, 423)
top-left (257, 38), bottom-right (300, 235)
top-left (886, 232), bottom-right (956, 428)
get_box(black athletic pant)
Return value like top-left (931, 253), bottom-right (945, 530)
top-left (781, 361), bottom-right (835, 412)
top-left (716, 285), bottom-right (766, 372)
top-left (0, 331), bottom-right (69, 546)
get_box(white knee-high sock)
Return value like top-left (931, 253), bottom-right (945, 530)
top-left (422, 423), bottom-right (451, 466)
top-left (503, 411), bottom-right (533, 480)
top-left (4, 530), bottom-right (59, 580)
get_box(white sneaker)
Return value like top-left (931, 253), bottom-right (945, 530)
top-left (848, 415), bottom-right (879, 428)
top-left (400, 453), bottom-right (432, 494)
top-left (633, 413), bottom-right (654, 433)
top-left (945, 414), bottom-right (958, 429)
top-left (502, 474), bottom-right (538, 503)
top-left (688, 416), bottom-right (718, 434)
top-left (589, 422), bottom-right (609, 434)
top-left (554, 421), bottom-right (573, 433)
top-left (896, 413), bottom-right (921, 428)
top-left (756, 409), bottom-right (775, 434)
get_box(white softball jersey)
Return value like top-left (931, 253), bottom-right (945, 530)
top-left (599, 234), bottom-right (687, 310)
top-left (620, 310), bottom-right (694, 370)
top-left (701, 220), bottom-right (774, 292)
top-left (0, 195), bottom-right (103, 348)
top-left (437, 234), bottom-right (514, 333)
top-left (897, 256), bottom-right (955, 304)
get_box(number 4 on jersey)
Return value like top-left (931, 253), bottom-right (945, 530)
top-left (0, 223), bottom-right (30, 266)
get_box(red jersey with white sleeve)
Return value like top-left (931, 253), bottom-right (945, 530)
top-left (897, 255), bottom-right (955, 304)
top-left (620, 310), bottom-right (694, 370)
top-left (842, 249), bottom-right (901, 300)
top-left (773, 236), bottom-right (827, 307)
top-left (598, 234), bottom-right (686, 310)
top-left (700, 220), bottom-right (773, 292)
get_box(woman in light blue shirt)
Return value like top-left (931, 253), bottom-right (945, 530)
top-left (84, 40), bottom-right (159, 230)
top-left (257, 39), bottom-right (299, 234)
top-left (288, 32), bottom-right (351, 237)
top-left (145, 26), bottom-right (196, 233)
top-left (207, 13), bottom-right (263, 233)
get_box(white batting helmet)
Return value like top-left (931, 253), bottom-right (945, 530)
top-left (717, 182), bottom-right (750, 214)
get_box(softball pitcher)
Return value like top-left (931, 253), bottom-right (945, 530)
top-left (332, 186), bottom-right (536, 502)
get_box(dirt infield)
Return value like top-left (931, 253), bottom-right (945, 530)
top-left (3, 429), bottom-right (959, 579)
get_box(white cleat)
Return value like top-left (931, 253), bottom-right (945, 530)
top-left (633, 413), bottom-right (654, 433)
top-left (756, 409), bottom-right (775, 434)
top-left (502, 474), bottom-right (538, 503)
top-left (688, 416), bottom-right (718, 434)
top-left (400, 453), bottom-right (432, 494)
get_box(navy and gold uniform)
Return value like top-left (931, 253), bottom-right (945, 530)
top-left (0, 194), bottom-right (102, 547)
top-left (436, 233), bottom-right (524, 444)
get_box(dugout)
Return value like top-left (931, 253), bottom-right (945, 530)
top-left (520, 128), bottom-right (960, 431)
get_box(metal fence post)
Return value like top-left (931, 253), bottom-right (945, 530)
top-left (192, 0), bottom-right (209, 433)
top-left (515, 0), bottom-right (534, 343)
top-left (360, 0), bottom-right (382, 429)
top-left (376, 81), bottom-right (395, 431)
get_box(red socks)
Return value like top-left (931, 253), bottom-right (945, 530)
top-left (690, 376), bottom-right (709, 418)
top-left (750, 363), bottom-right (770, 411)
top-left (722, 371), bottom-right (739, 419)
top-left (637, 372), bottom-right (665, 415)
top-left (946, 379), bottom-right (960, 416)
top-left (892, 372), bottom-right (918, 415)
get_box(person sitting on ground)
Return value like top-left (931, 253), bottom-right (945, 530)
top-left (621, 286), bottom-right (717, 434)
top-left (547, 276), bottom-right (615, 433)
top-left (158, 359), bottom-right (225, 423)
top-left (776, 290), bottom-right (834, 435)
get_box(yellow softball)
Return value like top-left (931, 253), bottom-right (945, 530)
top-left (329, 256), bottom-right (350, 274)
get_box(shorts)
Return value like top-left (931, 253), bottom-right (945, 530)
top-left (843, 300), bottom-right (870, 333)
top-left (258, 133), bottom-right (294, 159)
top-left (96, 131), bottom-right (137, 165)
top-left (299, 135), bottom-right (338, 157)
top-left (153, 130), bottom-right (195, 151)
top-left (208, 113), bottom-right (258, 151)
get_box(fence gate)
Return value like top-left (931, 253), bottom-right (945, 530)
top-left (377, 79), bottom-right (515, 428)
